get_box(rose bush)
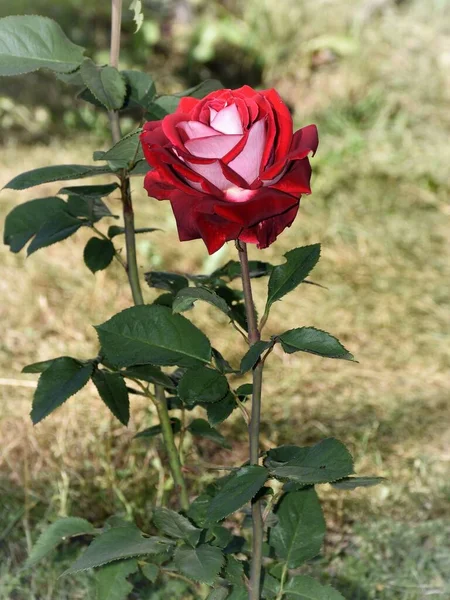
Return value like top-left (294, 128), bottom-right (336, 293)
top-left (140, 86), bottom-right (318, 253)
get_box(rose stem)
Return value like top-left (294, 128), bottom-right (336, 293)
top-left (237, 241), bottom-right (264, 600)
top-left (109, 0), bottom-right (189, 511)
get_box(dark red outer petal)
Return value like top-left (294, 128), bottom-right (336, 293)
top-left (270, 158), bottom-right (312, 195)
top-left (239, 204), bottom-right (299, 249)
top-left (262, 123), bottom-right (318, 180)
top-left (178, 96), bottom-right (200, 113)
top-left (196, 213), bottom-right (242, 254)
top-left (161, 112), bottom-right (192, 149)
top-left (262, 88), bottom-right (293, 165)
top-left (214, 188), bottom-right (298, 228)
top-left (143, 152), bottom-right (203, 198)
top-left (254, 94), bottom-right (276, 170)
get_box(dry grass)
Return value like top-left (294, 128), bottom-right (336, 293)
top-left (1, 0), bottom-right (449, 598)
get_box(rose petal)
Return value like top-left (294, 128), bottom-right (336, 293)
top-left (262, 123), bottom-right (318, 180)
top-left (270, 158), bottom-right (312, 195)
top-left (239, 204), bottom-right (299, 248)
top-left (178, 97), bottom-right (201, 113)
top-left (288, 124), bottom-right (319, 159)
top-left (196, 213), bottom-right (241, 254)
top-left (185, 133), bottom-right (243, 159)
top-left (185, 159), bottom-right (233, 191)
top-left (214, 187), bottom-right (297, 227)
top-left (228, 119), bottom-right (266, 184)
top-left (210, 103), bottom-right (243, 134)
top-left (177, 121), bottom-right (220, 140)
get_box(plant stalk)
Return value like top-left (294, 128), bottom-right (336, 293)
top-left (237, 241), bottom-right (264, 600)
top-left (154, 386), bottom-right (190, 511)
top-left (109, 0), bottom-right (189, 511)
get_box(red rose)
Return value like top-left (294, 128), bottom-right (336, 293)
top-left (140, 85), bottom-right (318, 254)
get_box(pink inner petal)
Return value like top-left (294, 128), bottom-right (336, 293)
top-left (177, 121), bottom-right (219, 140)
top-left (185, 160), bottom-right (233, 191)
top-left (185, 134), bottom-right (243, 159)
top-left (228, 119), bottom-right (266, 184)
top-left (209, 107), bottom-right (218, 122)
top-left (225, 186), bottom-right (258, 203)
top-left (210, 103), bottom-right (243, 135)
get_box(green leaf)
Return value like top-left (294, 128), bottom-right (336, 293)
top-left (146, 95), bottom-right (180, 120)
top-left (240, 341), bottom-right (272, 373)
top-left (108, 226), bottom-right (159, 238)
top-left (206, 392), bottom-right (236, 426)
top-left (140, 562), bottom-right (159, 582)
top-left (145, 271), bottom-right (189, 294)
top-left (331, 476), bottom-right (385, 490)
top-left (63, 525), bottom-right (172, 574)
top-left (60, 184), bottom-right (117, 223)
top-left (95, 305), bottom-right (211, 369)
top-left (59, 183), bottom-right (118, 199)
top-left (27, 211), bottom-right (83, 255)
top-left (66, 197), bottom-right (114, 223)
top-left (129, 160), bottom-right (152, 176)
top-left (4, 197), bottom-right (68, 253)
top-left (267, 439), bottom-right (354, 485)
top-left (174, 543), bottom-right (224, 584)
top-left (4, 164), bottom-right (112, 190)
top-left (284, 576), bottom-right (345, 599)
top-left (135, 418), bottom-right (181, 439)
top-left (121, 364), bottom-right (175, 388)
top-left (224, 556), bottom-right (244, 586)
top-left (188, 419), bottom-right (231, 449)
top-left (31, 357), bottom-right (93, 424)
top-left (0, 15), bottom-right (85, 76)
top-left (98, 130), bottom-right (143, 170)
top-left (263, 573), bottom-right (281, 599)
top-left (206, 466), bottom-right (268, 523)
top-left (175, 79), bottom-right (223, 99)
top-left (25, 517), bottom-right (95, 567)
top-left (207, 589), bottom-right (229, 600)
top-left (278, 328), bottom-right (354, 361)
top-left (211, 260), bottom-right (272, 281)
top-left (92, 370), bottom-right (129, 426)
top-left (84, 237), bottom-right (115, 273)
top-left (206, 525), bottom-right (233, 549)
top-left (270, 489), bottom-right (326, 568)
top-left (187, 494), bottom-right (212, 528)
top-left (173, 287), bottom-right (230, 316)
top-left (80, 58), bottom-right (126, 111)
top-left (96, 559), bottom-right (138, 600)
top-left (152, 508), bottom-right (201, 546)
top-left (122, 70), bottom-right (156, 109)
top-left (266, 244), bottom-right (321, 311)
top-left (212, 348), bottom-right (237, 375)
top-left (235, 384), bottom-right (253, 397)
top-left (227, 587), bottom-right (248, 600)
top-left (22, 358), bottom-right (56, 374)
top-left (214, 286), bottom-right (247, 331)
top-left (178, 367), bottom-right (229, 407)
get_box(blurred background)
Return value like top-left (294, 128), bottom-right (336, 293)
top-left (1, 0), bottom-right (449, 598)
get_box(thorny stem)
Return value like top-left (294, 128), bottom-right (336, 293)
top-left (237, 241), bottom-right (264, 600)
top-left (109, 0), bottom-right (189, 511)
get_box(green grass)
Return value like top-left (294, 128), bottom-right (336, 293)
top-left (1, 0), bottom-right (449, 598)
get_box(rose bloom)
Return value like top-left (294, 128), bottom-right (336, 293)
top-left (140, 86), bottom-right (318, 254)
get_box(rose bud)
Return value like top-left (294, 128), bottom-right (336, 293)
top-left (140, 86), bottom-right (318, 254)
